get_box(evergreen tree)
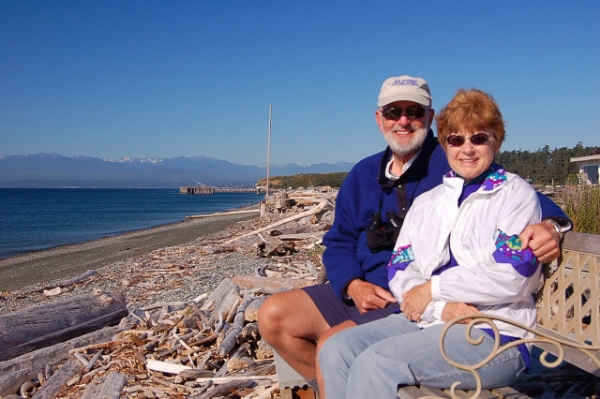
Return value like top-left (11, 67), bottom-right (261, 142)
top-left (496, 143), bottom-right (600, 185)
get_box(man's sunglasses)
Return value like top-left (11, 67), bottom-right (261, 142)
top-left (446, 132), bottom-right (492, 147)
top-left (380, 106), bottom-right (426, 120)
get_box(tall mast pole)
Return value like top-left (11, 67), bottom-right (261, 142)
top-left (266, 104), bottom-right (272, 198)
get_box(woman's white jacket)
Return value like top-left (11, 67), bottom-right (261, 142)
top-left (387, 169), bottom-right (542, 338)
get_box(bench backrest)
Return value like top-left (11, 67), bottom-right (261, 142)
top-left (535, 231), bottom-right (600, 376)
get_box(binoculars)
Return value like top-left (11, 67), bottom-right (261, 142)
top-left (365, 211), bottom-right (404, 253)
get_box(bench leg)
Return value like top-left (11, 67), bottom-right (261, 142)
top-left (274, 350), bottom-right (318, 398)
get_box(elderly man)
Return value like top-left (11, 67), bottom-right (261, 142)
top-left (257, 75), bottom-right (569, 390)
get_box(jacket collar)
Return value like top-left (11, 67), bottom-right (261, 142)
top-left (444, 164), bottom-right (508, 193)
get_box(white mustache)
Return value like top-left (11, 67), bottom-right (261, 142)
top-left (390, 128), bottom-right (414, 134)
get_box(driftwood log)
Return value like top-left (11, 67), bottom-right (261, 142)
top-left (224, 198), bottom-right (330, 245)
top-left (244, 297), bottom-right (266, 322)
top-left (79, 371), bottom-right (127, 399)
top-left (201, 278), bottom-right (240, 312)
top-left (232, 275), bottom-right (314, 295)
top-left (0, 326), bottom-right (118, 397)
top-left (0, 290), bottom-right (127, 362)
top-left (31, 357), bottom-right (83, 399)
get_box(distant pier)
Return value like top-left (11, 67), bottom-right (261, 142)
top-left (179, 186), bottom-right (215, 195)
top-left (180, 186), bottom-right (260, 194)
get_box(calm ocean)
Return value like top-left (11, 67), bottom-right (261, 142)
top-left (0, 189), bottom-right (262, 260)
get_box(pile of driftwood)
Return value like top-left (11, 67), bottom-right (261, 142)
top-left (0, 188), bottom-right (336, 399)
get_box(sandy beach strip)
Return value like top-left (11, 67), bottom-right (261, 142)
top-left (0, 206), bottom-right (260, 292)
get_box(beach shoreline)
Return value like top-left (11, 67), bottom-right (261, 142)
top-left (0, 205), bottom-right (261, 292)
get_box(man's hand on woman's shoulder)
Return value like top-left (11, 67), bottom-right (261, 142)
top-left (519, 221), bottom-right (561, 263)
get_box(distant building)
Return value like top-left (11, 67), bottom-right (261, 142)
top-left (570, 153), bottom-right (600, 185)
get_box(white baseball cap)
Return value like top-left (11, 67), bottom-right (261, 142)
top-left (378, 75), bottom-right (432, 107)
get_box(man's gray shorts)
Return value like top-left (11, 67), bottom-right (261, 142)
top-left (303, 283), bottom-right (398, 327)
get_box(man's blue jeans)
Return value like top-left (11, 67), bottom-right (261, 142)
top-left (318, 313), bottom-right (525, 399)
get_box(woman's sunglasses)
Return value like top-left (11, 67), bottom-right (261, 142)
top-left (380, 106), bottom-right (426, 120)
top-left (446, 132), bottom-right (492, 147)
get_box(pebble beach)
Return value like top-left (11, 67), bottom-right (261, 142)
top-left (0, 205), bottom-right (265, 314)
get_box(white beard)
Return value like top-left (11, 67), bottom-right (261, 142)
top-left (383, 126), bottom-right (428, 157)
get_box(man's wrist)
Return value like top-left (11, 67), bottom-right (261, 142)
top-left (343, 279), bottom-right (359, 301)
top-left (544, 219), bottom-right (566, 240)
top-left (544, 218), bottom-right (572, 234)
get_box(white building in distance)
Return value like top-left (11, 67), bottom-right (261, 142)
top-left (570, 153), bottom-right (600, 185)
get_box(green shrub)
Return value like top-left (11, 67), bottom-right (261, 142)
top-left (563, 185), bottom-right (600, 234)
top-left (258, 172), bottom-right (348, 189)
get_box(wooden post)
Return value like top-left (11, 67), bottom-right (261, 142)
top-left (266, 104), bottom-right (272, 198)
top-left (260, 202), bottom-right (266, 218)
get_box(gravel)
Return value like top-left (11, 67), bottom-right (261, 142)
top-left (0, 207), bottom-right (271, 315)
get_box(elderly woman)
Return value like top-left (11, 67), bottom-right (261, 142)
top-left (317, 89), bottom-right (542, 399)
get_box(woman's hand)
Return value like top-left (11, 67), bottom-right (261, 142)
top-left (441, 302), bottom-right (480, 323)
top-left (401, 281), bottom-right (432, 321)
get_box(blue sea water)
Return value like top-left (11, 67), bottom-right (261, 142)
top-left (0, 189), bottom-right (262, 260)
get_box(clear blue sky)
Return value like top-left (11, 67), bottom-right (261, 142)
top-left (1, 0), bottom-right (598, 166)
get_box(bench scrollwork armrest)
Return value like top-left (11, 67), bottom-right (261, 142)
top-left (424, 313), bottom-right (600, 399)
